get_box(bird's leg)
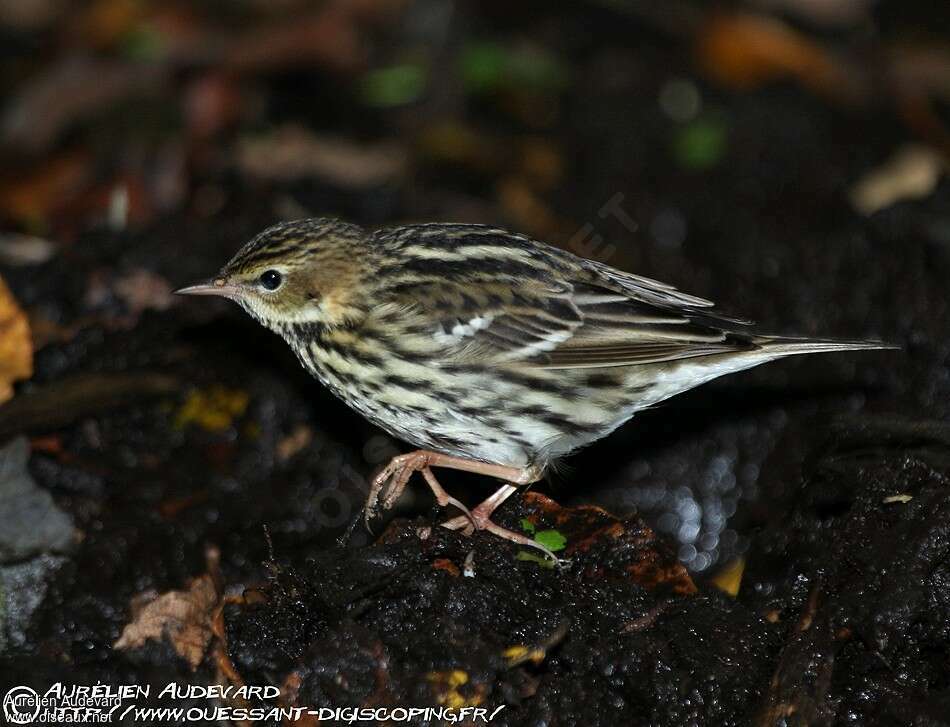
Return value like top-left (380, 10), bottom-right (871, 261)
top-left (385, 465), bottom-right (474, 522)
top-left (364, 451), bottom-right (541, 529)
top-left (441, 484), bottom-right (519, 534)
top-left (441, 484), bottom-right (560, 562)
top-left (365, 451), bottom-right (476, 528)
top-left (364, 450), bottom-right (558, 561)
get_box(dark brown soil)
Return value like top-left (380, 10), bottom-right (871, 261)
top-left (2, 1), bottom-right (950, 725)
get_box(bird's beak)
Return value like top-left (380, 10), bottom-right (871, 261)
top-left (174, 278), bottom-right (241, 299)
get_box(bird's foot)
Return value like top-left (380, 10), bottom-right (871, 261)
top-left (364, 451), bottom-right (474, 530)
top-left (364, 452), bottom-right (559, 562)
top-left (442, 484), bottom-right (565, 565)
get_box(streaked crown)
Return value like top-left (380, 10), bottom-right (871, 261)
top-left (178, 218), bottom-right (374, 331)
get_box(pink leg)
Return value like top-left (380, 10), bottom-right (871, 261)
top-left (366, 452), bottom-right (474, 527)
top-left (442, 484), bottom-right (559, 561)
top-left (442, 484), bottom-right (519, 533)
top-left (365, 450), bottom-right (541, 524)
top-left (363, 451), bottom-right (559, 561)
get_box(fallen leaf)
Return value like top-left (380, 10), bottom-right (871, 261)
top-left (175, 386), bottom-right (249, 432)
top-left (518, 138), bottom-right (563, 190)
top-left (0, 150), bottom-right (89, 225)
top-left (1, 58), bottom-right (165, 153)
top-left (112, 268), bottom-right (175, 315)
top-left (0, 233), bottom-right (57, 266)
top-left (276, 424), bottom-right (313, 462)
top-left (849, 144), bottom-right (944, 215)
top-left (237, 126), bottom-right (407, 189)
top-left (696, 12), bottom-right (865, 102)
top-left (114, 571), bottom-right (220, 670)
top-left (882, 493), bottom-right (914, 504)
top-left (82, 266), bottom-right (174, 327)
top-left (502, 644), bottom-right (535, 665)
top-left (711, 556), bottom-right (746, 598)
top-left (503, 620), bottom-right (568, 667)
top-left (71, 0), bottom-right (143, 49)
top-left (0, 0), bottom-right (67, 30)
top-left (223, 9), bottom-right (367, 73)
top-left (496, 176), bottom-right (570, 241)
top-left (516, 551), bottom-right (557, 568)
top-left (520, 492), bottom-right (697, 594)
top-left (0, 372), bottom-right (179, 441)
top-left (183, 72), bottom-right (242, 140)
top-left (425, 670), bottom-right (483, 709)
top-left (432, 558), bottom-right (461, 577)
top-left (533, 529), bottom-right (567, 552)
top-left (0, 276), bottom-right (33, 404)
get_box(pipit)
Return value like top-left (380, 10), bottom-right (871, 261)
top-left (177, 218), bottom-right (893, 559)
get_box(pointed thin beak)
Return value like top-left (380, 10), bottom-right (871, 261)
top-left (174, 278), bottom-right (240, 298)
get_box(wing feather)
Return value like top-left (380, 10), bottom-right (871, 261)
top-left (373, 224), bottom-right (755, 368)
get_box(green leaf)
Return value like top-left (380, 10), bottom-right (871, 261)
top-left (460, 41), bottom-right (568, 93)
top-left (673, 117), bottom-right (728, 170)
top-left (519, 518), bottom-right (536, 535)
top-left (360, 64), bottom-right (427, 108)
top-left (460, 43), bottom-right (507, 92)
top-left (534, 529), bottom-right (567, 552)
top-left (121, 26), bottom-right (165, 61)
top-left (516, 551), bottom-right (556, 568)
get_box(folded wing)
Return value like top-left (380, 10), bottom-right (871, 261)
top-left (375, 224), bottom-right (756, 369)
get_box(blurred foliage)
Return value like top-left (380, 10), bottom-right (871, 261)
top-left (459, 41), bottom-right (569, 93)
top-left (360, 62), bottom-right (428, 107)
top-left (2, 0), bottom-right (949, 244)
top-left (673, 116), bottom-right (728, 170)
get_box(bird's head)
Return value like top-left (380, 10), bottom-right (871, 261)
top-left (176, 218), bottom-right (372, 332)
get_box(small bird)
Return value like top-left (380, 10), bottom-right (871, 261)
top-left (177, 218), bottom-right (893, 559)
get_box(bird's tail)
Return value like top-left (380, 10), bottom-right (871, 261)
top-left (753, 335), bottom-right (900, 358)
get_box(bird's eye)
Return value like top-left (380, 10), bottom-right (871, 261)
top-left (259, 270), bottom-right (282, 291)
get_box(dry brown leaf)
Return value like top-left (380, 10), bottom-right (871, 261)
top-left (432, 558), bottom-right (461, 577)
top-left (0, 151), bottom-right (89, 224)
top-left (521, 492), bottom-right (697, 595)
top-left (223, 8), bottom-right (367, 73)
top-left (696, 12), bottom-right (865, 103)
top-left (114, 573), bottom-right (220, 670)
top-left (276, 424), bottom-right (313, 461)
top-left (0, 0), bottom-right (66, 30)
top-left (238, 126), bottom-right (407, 189)
top-left (70, 0), bottom-right (143, 49)
top-left (1, 59), bottom-right (165, 153)
top-left (0, 233), bottom-right (57, 266)
top-left (850, 144), bottom-right (944, 215)
top-left (496, 176), bottom-right (572, 242)
top-left (0, 276), bottom-right (33, 404)
top-left (112, 268), bottom-right (175, 315)
top-left (183, 72), bottom-right (243, 140)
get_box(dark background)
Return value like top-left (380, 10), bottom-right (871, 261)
top-left (2, 0), bottom-right (950, 723)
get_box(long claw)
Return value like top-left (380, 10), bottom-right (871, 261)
top-left (364, 461), bottom-right (397, 529)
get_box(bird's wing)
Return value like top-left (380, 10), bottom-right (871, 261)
top-left (373, 224), bottom-right (754, 368)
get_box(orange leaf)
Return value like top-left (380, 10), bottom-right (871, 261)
top-left (0, 276), bottom-right (32, 404)
top-left (696, 12), bottom-right (863, 102)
